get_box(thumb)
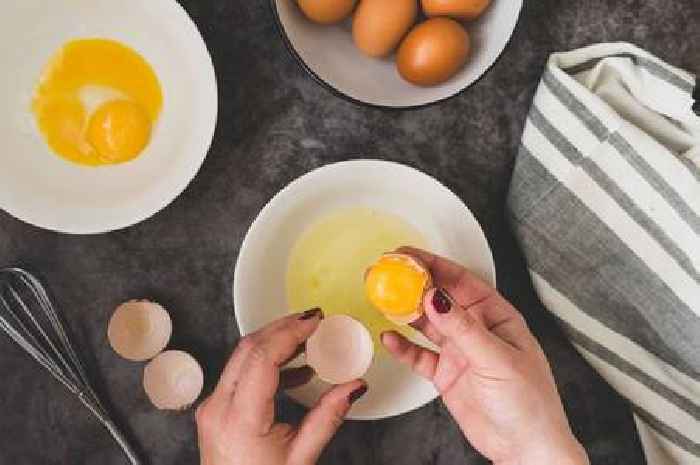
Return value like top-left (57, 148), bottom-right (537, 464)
top-left (291, 379), bottom-right (367, 464)
top-left (425, 288), bottom-right (515, 371)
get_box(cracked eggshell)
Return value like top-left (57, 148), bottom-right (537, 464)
top-left (306, 315), bottom-right (374, 385)
top-left (364, 253), bottom-right (432, 325)
top-left (108, 300), bottom-right (172, 361)
top-left (143, 350), bottom-right (204, 410)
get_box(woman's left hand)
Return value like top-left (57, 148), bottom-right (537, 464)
top-left (196, 309), bottom-right (367, 465)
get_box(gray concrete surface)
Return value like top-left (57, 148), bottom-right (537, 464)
top-left (2, 0), bottom-right (699, 463)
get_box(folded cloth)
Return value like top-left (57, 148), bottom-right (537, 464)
top-left (507, 42), bottom-right (700, 465)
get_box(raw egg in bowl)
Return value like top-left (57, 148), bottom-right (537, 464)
top-left (233, 160), bottom-right (496, 419)
top-left (0, 0), bottom-right (217, 234)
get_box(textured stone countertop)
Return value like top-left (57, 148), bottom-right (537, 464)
top-left (1, 1), bottom-right (698, 464)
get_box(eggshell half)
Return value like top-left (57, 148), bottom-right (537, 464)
top-left (384, 308), bottom-right (423, 325)
top-left (306, 315), bottom-right (374, 384)
top-left (108, 300), bottom-right (172, 361)
top-left (364, 252), bottom-right (432, 324)
top-left (143, 350), bottom-right (204, 410)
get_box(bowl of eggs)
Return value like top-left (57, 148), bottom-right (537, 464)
top-left (233, 160), bottom-right (496, 419)
top-left (0, 0), bottom-right (217, 234)
top-left (272, 0), bottom-right (523, 108)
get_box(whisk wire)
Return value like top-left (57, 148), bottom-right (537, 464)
top-left (0, 268), bottom-right (141, 465)
top-left (0, 318), bottom-right (80, 395)
top-left (6, 284), bottom-right (80, 384)
top-left (14, 270), bottom-right (106, 410)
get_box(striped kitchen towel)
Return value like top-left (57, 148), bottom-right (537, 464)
top-left (507, 43), bottom-right (700, 465)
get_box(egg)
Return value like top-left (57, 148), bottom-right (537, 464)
top-left (421, 0), bottom-right (492, 20)
top-left (306, 315), bottom-right (374, 384)
top-left (143, 350), bottom-right (204, 410)
top-left (32, 38), bottom-right (163, 166)
top-left (352, 0), bottom-right (418, 57)
top-left (396, 18), bottom-right (471, 86)
top-left (107, 300), bottom-right (172, 362)
top-left (365, 253), bottom-right (432, 324)
top-left (297, 0), bottom-right (356, 24)
top-left (87, 100), bottom-right (152, 163)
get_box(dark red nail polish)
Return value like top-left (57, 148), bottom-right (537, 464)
top-left (348, 385), bottom-right (368, 404)
top-left (299, 307), bottom-right (323, 320)
top-left (433, 288), bottom-right (452, 314)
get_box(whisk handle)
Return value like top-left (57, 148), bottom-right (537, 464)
top-left (79, 393), bottom-right (142, 465)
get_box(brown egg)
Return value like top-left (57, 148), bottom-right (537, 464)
top-left (397, 18), bottom-right (470, 86)
top-left (352, 0), bottom-right (418, 57)
top-left (421, 0), bottom-right (492, 20)
top-left (297, 0), bottom-right (356, 24)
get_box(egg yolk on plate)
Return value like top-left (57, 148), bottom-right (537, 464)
top-left (32, 39), bottom-right (162, 166)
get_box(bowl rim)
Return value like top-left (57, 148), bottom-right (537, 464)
top-left (0, 0), bottom-right (219, 235)
top-left (232, 158), bottom-right (497, 419)
top-left (269, 0), bottom-right (524, 110)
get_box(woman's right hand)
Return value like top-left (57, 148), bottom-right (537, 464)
top-left (382, 248), bottom-right (589, 465)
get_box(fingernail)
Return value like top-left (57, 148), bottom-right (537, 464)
top-left (693, 100), bottom-right (700, 117)
top-left (299, 307), bottom-right (323, 320)
top-left (432, 288), bottom-right (452, 314)
top-left (348, 385), bottom-right (368, 404)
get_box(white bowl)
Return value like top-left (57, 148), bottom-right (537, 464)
top-left (272, 0), bottom-right (523, 108)
top-left (0, 0), bottom-right (217, 234)
top-left (233, 160), bottom-right (496, 419)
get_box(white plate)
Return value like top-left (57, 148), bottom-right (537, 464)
top-left (0, 0), bottom-right (217, 234)
top-left (233, 160), bottom-right (496, 419)
top-left (272, 0), bottom-right (522, 108)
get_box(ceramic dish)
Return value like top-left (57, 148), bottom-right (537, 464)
top-left (271, 0), bottom-right (523, 108)
top-left (0, 0), bottom-right (217, 234)
top-left (233, 160), bottom-right (496, 419)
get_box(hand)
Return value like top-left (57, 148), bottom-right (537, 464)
top-left (196, 309), bottom-right (367, 465)
top-left (382, 248), bottom-right (589, 465)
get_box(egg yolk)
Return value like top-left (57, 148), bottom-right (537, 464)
top-left (365, 255), bottom-right (429, 316)
top-left (87, 100), bottom-right (152, 163)
top-left (32, 38), bottom-right (162, 166)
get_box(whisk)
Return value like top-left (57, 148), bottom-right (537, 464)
top-left (0, 268), bottom-right (141, 465)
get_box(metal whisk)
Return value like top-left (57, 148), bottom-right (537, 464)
top-left (0, 268), bottom-right (141, 465)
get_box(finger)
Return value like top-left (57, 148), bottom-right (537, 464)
top-left (279, 365), bottom-right (315, 390)
top-left (396, 247), bottom-right (494, 307)
top-left (399, 248), bottom-right (535, 351)
top-left (409, 314), bottom-right (445, 346)
top-left (468, 301), bottom-right (536, 351)
top-left (250, 309), bottom-right (322, 367)
top-left (215, 339), bottom-right (254, 396)
top-left (292, 379), bottom-right (367, 465)
top-left (283, 342), bottom-right (306, 366)
top-left (215, 310), bottom-right (318, 397)
top-left (381, 331), bottom-right (438, 380)
top-left (195, 393), bottom-right (230, 439)
top-left (231, 309), bottom-right (323, 432)
top-left (424, 288), bottom-right (515, 370)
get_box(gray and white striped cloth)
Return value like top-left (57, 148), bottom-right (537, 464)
top-left (507, 43), bottom-right (699, 465)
